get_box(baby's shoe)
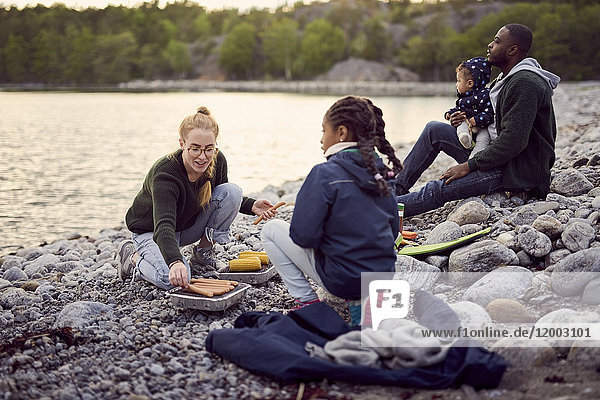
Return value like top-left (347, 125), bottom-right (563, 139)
top-left (458, 131), bottom-right (474, 149)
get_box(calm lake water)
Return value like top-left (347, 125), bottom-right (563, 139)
top-left (0, 91), bottom-right (452, 253)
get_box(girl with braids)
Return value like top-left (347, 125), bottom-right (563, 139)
top-left (261, 96), bottom-right (403, 320)
top-left (116, 107), bottom-right (276, 290)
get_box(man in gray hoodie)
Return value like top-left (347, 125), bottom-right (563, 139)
top-left (396, 24), bottom-right (560, 217)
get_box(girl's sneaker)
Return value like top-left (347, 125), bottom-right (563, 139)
top-left (291, 298), bottom-right (321, 311)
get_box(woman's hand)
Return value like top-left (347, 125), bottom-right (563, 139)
top-left (168, 261), bottom-right (189, 289)
top-left (252, 199), bottom-right (277, 220)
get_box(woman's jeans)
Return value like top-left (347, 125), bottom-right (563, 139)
top-left (261, 219), bottom-right (324, 303)
top-left (131, 183), bottom-right (243, 290)
top-left (396, 121), bottom-right (503, 217)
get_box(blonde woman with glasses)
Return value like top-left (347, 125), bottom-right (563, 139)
top-left (116, 107), bottom-right (276, 290)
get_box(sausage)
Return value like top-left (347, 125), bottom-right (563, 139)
top-left (253, 201), bottom-right (286, 225)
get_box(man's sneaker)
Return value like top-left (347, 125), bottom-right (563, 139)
top-left (117, 239), bottom-right (135, 282)
top-left (291, 298), bottom-right (321, 311)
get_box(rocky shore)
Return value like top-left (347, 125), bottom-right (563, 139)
top-left (1, 81), bottom-right (600, 400)
top-left (118, 79), bottom-right (456, 96)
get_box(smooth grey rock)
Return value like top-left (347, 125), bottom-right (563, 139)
top-left (530, 201), bottom-right (560, 215)
top-left (463, 266), bottom-right (534, 307)
top-left (507, 206), bottom-right (539, 227)
top-left (97, 250), bottom-right (112, 261)
top-left (0, 256), bottom-right (24, 271)
top-left (575, 208), bottom-right (592, 219)
top-left (449, 301), bottom-right (492, 330)
top-left (550, 249), bottom-right (600, 296)
top-left (394, 255), bottom-right (441, 291)
top-left (449, 240), bottom-right (519, 273)
top-left (561, 221), bottom-right (596, 252)
top-left (149, 364), bottom-right (165, 376)
top-left (566, 217), bottom-right (594, 227)
top-left (589, 187), bottom-right (600, 197)
top-left (592, 196), bottom-right (600, 209)
top-left (423, 221), bottom-right (462, 245)
top-left (3, 267), bottom-right (28, 282)
top-left (581, 278), bottom-right (600, 304)
top-left (54, 301), bottom-right (114, 329)
top-left (532, 214), bottom-right (563, 238)
top-left (550, 168), bottom-right (594, 196)
top-left (495, 232), bottom-right (516, 245)
top-left (517, 225), bottom-right (552, 258)
top-left (0, 279), bottom-right (11, 290)
top-left (447, 201), bottom-right (490, 226)
top-left (55, 261), bottom-right (84, 273)
top-left (23, 253), bottom-right (59, 276)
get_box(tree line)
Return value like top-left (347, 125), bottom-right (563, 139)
top-left (0, 0), bottom-right (598, 84)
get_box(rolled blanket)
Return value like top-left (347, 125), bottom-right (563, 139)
top-left (323, 318), bottom-right (450, 369)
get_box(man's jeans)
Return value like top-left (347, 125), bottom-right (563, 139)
top-left (396, 121), bottom-right (503, 217)
top-left (131, 183), bottom-right (243, 290)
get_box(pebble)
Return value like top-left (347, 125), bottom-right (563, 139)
top-left (447, 201), bottom-right (490, 225)
top-left (561, 221), bottom-right (596, 252)
top-left (531, 214), bottom-right (563, 238)
top-left (424, 221), bottom-right (463, 244)
top-left (550, 169), bottom-right (594, 196)
top-left (517, 225), bottom-right (552, 257)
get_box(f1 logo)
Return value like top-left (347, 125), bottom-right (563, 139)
top-left (368, 280), bottom-right (410, 331)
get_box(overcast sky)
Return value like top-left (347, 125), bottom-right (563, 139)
top-left (4, 0), bottom-right (301, 11)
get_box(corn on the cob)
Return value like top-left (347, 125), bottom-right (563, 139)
top-left (238, 251), bottom-right (269, 265)
top-left (229, 257), bottom-right (262, 272)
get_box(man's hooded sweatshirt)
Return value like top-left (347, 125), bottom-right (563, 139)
top-left (289, 147), bottom-right (399, 300)
top-left (468, 57), bottom-right (560, 198)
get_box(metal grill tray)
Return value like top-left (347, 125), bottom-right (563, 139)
top-left (168, 283), bottom-right (250, 311)
top-left (215, 264), bottom-right (277, 285)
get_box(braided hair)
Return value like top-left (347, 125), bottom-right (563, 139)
top-left (324, 96), bottom-right (403, 196)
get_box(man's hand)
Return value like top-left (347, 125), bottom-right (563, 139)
top-left (169, 261), bottom-right (189, 289)
top-left (449, 111), bottom-right (467, 127)
top-left (440, 162), bottom-right (470, 185)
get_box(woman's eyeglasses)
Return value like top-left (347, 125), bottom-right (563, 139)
top-left (186, 146), bottom-right (217, 158)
